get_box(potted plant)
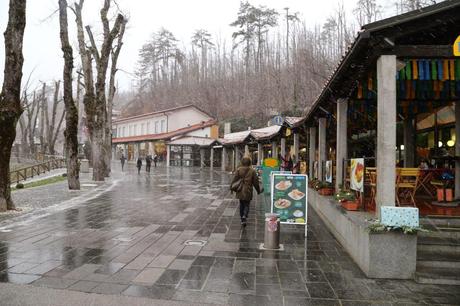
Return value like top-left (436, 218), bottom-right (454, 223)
top-left (317, 181), bottom-right (334, 196)
top-left (335, 189), bottom-right (360, 210)
top-left (308, 178), bottom-right (319, 188)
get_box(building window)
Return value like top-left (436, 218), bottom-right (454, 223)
top-left (155, 121), bottom-right (159, 134)
top-left (141, 123), bottom-right (145, 135)
top-left (147, 122), bottom-right (151, 134)
top-left (161, 120), bottom-right (166, 133)
top-left (129, 125), bottom-right (133, 136)
top-left (123, 126), bottom-right (126, 137)
top-left (134, 124), bottom-right (138, 135)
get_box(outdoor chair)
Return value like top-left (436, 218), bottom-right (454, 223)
top-left (395, 168), bottom-right (420, 207)
top-left (366, 167), bottom-right (377, 210)
top-left (344, 166), bottom-right (351, 189)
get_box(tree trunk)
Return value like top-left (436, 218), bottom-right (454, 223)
top-left (18, 115), bottom-right (28, 158)
top-left (59, 0), bottom-right (80, 190)
top-left (0, 0), bottom-right (26, 211)
top-left (74, 0), bottom-right (125, 182)
top-left (92, 127), bottom-right (105, 181)
top-left (39, 83), bottom-right (46, 154)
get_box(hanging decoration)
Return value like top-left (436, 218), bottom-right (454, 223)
top-left (355, 59), bottom-right (460, 116)
top-left (356, 59), bottom-right (460, 101)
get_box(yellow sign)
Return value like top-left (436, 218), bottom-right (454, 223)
top-left (263, 158), bottom-right (279, 168)
top-left (454, 35), bottom-right (460, 56)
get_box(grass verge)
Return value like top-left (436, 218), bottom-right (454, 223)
top-left (12, 175), bottom-right (67, 191)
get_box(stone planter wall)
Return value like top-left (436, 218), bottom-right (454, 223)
top-left (308, 188), bottom-right (417, 279)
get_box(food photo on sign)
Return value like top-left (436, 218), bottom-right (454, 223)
top-left (350, 158), bottom-right (364, 192)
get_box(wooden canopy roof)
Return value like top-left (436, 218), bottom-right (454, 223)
top-left (305, 0), bottom-right (460, 124)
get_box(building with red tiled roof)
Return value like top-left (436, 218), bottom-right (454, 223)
top-left (112, 105), bottom-right (218, 161)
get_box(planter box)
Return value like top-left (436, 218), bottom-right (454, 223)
top-left (308, 187), bottom-right (417, 279)
top-left (437, 188), bottom-right (453, 202)
top-left (318, 188), bottom-right (334, 196)
top-left (341, 200), bottom-right (360, 211)
top-left (368, 231), bottom-right (417, 279)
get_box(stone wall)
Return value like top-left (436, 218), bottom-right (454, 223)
top-left (308, 188), bottom-right (417, 279)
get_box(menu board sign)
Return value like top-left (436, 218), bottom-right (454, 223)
top-left (271, 174), bottom-right (308, 225)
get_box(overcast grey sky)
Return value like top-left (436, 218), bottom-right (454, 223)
top-left (0, 0), bottom-right (395, 92)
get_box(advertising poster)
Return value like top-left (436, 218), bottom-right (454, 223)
top-left (299, 161), bottom-right (307, 174)
top-left (350, 158), bottom-right (365, 192)
top-left (271, 174), bottom-right (308, 225)
top-left (325, 160), bottom-right (333, 183)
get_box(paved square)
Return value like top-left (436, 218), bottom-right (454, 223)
top-left (0, 166), bottom-right (459, 305)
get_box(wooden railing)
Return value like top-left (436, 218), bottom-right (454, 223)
top-left (10, 158), bottom-right (66, 184)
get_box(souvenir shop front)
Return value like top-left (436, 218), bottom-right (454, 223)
top-left (340, 57), bottom-right (460, 216)
top-left (302, 1), bottom-right (460, 281)
top-left (303, 2), bottom-right (460, 215)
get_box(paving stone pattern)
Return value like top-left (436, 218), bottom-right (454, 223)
top-left (0, 172), bottom-right (107, 224)
top-left (0, 166), bottom-right (459, 305)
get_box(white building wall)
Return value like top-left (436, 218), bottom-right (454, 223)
top-left (113, 107), bottom-right (213, 139)
top-left (185, 127), bottom-right (212, 138)
top-left (114, 114), bottom-right (167, 137)
top-left (167, 108), bottom-right (212, 132)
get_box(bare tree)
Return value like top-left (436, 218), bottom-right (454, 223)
top-left (127, 2), bottom-right (359, 128)
top-left (47, 81), bottom-right (65, 155)
top-left (74, 0), bottom-right (126, 181)
top-left (354, 0), bottom-right (381, 27)
top-left (395, 0), bottom-right (438, 13)
top-left (59, 0), bottom-right (80, 190)
top-left (26, 91), bottom-right (41, 157)
top-left (39, 82), bottom-right (47, 154)
top-left (0, 0), bottom-right (27, 211)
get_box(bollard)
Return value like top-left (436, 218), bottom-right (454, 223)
top-left (263, 213), bottom-right (280, 249)
top-left (80, 159), bottom-right (90, 173)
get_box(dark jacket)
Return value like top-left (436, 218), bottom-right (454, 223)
top-left (136, 159), bottom-right (142, 168)
top-left (230, 166), bottom-right (261, 201)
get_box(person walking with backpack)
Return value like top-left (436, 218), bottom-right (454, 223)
top-left (230, 157), bottom-right (263, 226)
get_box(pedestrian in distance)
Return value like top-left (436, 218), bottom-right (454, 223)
top-left (136, 157), bottom-right (142, 174)
top-left (120, 154), bottom-right (126, 171)
top-left (230, 157), bottom-right (263, 226)
top-left (153, 155), bottom-right (158, 167)
top-left (146, 155), bottom-right (152, 172)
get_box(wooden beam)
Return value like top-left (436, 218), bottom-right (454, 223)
top-left (394, 45), bottom-right (453, 58)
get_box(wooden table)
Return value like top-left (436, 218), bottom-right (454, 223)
top-left (416, 169), bottom-right (437, 197)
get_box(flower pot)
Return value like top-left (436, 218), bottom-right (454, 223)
top-left (445, 189), bottom-right (453, 202)
top-left (341, 200), bottom-right (360, 211)
top-left (436, 188), bottom-right (452, 202)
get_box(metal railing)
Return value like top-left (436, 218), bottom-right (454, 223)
top-left (10, 158), bottom-right (66, 184)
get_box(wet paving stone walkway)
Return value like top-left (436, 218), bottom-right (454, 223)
top-left (0, 166), bottom-right (459, 305)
